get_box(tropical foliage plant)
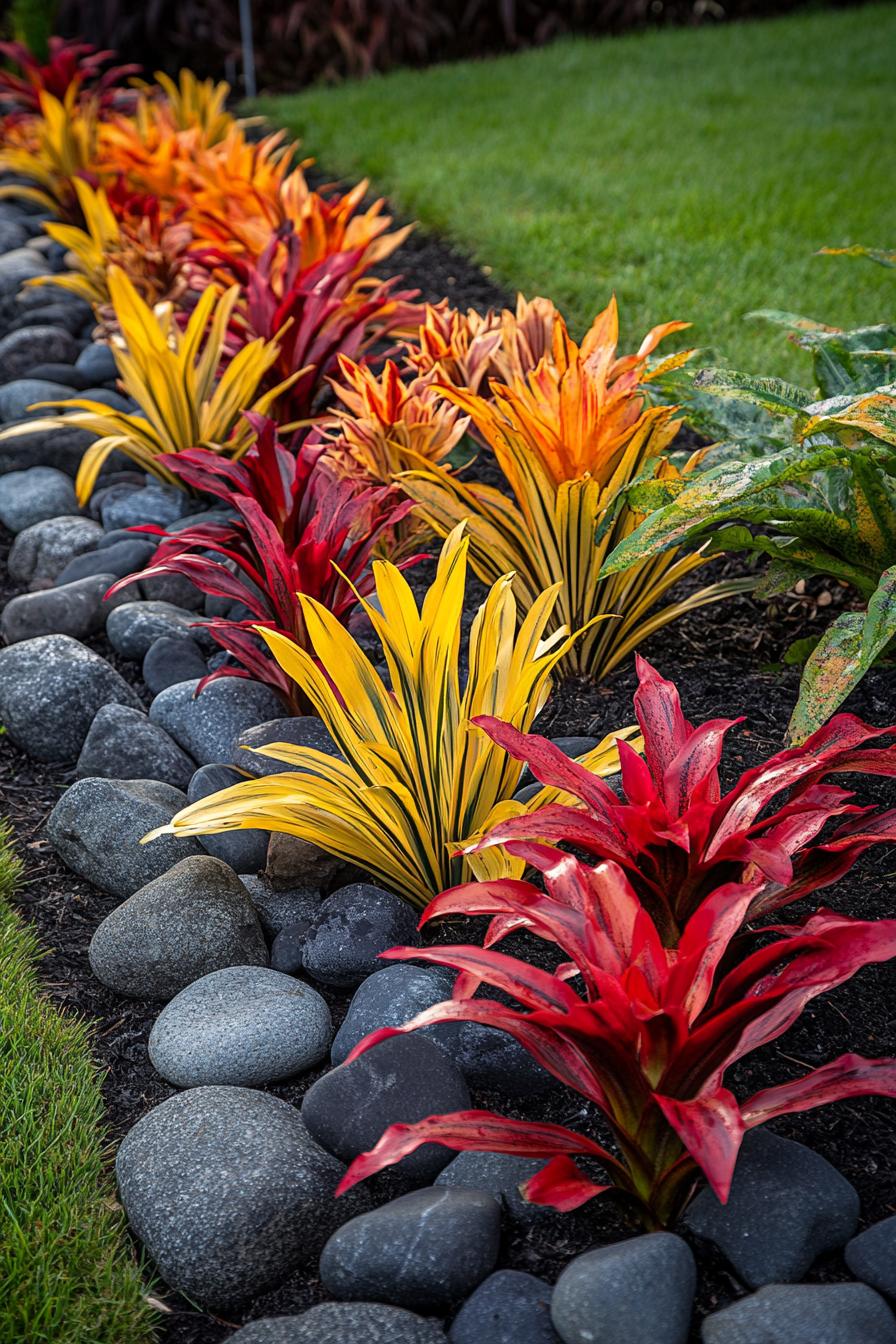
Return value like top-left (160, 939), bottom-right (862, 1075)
top-left (199, 223), bottom-right (420, 422)
top-left (337, 851), bottom-right (896, 1228)
top-left (32, 175), bottom-right (192, 322)
top-left (335, 659), bottom-right (896, 1228)
top-left (0, 36), bottom-right (137, 122)
top-left (604, 253), bottom-right (896, 742)
top-left (150, 525), bottom-right (639, 907)
top-left (463, 654), bottom-right (896, 939)
top-left (112, 418), bottom-right (415, 710)
top-left (0, 86), bottom-right (100, 218)
top-left (0, 266), bottom-right (294, 501)
top-left (401, 297), bottom-right (750, 678)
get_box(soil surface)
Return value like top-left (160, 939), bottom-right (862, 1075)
top-left (1, 220), bottom-right (894, 1342)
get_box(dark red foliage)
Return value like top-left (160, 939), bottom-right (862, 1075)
top-left (466, 655), bottom-right (896, 943)
top-left (194, 225), bottom-right (420, 423)
top-left (334, 661), bottom-right (896, 1227)
top-left (336, 848), bottom-right (896, 1227)
top-left (109, 416), bottom-right (415, 709)
top-left (0, 38), bottom-right (138, 119)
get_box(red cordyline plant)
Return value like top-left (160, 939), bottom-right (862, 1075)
top-left (192, 223), bottom-right (420, 423)
top-left (110, 416), bottom-right (415, 710)
top-left (335, 660), bottom-right (896, 1227)
top-left (463, 655), bottom-right (896, 941)
top-left (0, 39), bottom-right (138, 122)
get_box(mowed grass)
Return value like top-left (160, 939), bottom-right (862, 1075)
top-left (0, 829), bottom-right (156, 1344)
top-left (259, 4), bottom-right (896, 379)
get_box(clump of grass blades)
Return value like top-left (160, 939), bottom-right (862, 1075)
top-left (0, 824), bottom-right (157, 1344)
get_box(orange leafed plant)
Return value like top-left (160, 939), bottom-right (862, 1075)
top-left (401, 296), bottom-right (750, 677)
top-left (404, 295), bottom-right (559, 395)
top-left (324, 355), bottom-right (470, 482)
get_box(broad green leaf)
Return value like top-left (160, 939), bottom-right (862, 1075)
top-left (788, 567), bottom-right (896, 743)
top-left (693, 368), bottom-right (815, 418)
top-left (819, 244), bottom-right (896, 270)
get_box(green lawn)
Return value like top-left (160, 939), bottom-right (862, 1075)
top-left (259, 4), bottom-right (895, 379)
top-left (0, 828), bottom-right (157, 1344)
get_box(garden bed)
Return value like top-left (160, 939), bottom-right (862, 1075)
top-left (1, 201), bottom-right (893, 1331)
top-left (0, 46), bottom-right (895, 1344)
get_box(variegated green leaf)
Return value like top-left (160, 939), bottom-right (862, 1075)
top-left (693, 368), bottom-right (815, 418)
top-left (819, 244), bottom-right (896, 269)
top-left (788, 567), bottom-right (896, 743)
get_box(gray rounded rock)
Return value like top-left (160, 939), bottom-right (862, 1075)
top-left (450, 1270), bottom-right (558, 1344)
top-left (700, 1283), bottom-right (896, 1344)
top-left (436, 1152), bottom-right (550, 1223)
top-left (0, 377), bottom-right (74, 422)
top-left (1, 573), bottom-right (123, 644)
top-left (0, 634), bottom-right (142, 761)
top-left (684, 1129), bottom-right (859, 1287)
top-left (239, 873), bottom-right (322, 940)
top-left (149, 676), bottom-right (283, 766)
top-left (302, 1033), bottom-right (470, 1184)
top-left (845, 1214), bottom-right (896, 1297)
top-left (46, 776), bottom-right (203, 897)
top-left (88, 855), bottom-right (267, 998)
top-left (229, 1304), bottom-right (447, 1342)
top-left (331, 964), bottom-right (456, 1065)
top-left (142, 635), bottom-right (208, 695)
top-left (551, 1233), bottom-right (696, 1344)
top-left (0, 325), bottom-right (79, 381)
top-left (148, 965), bottom-right (332, 1087)
top-left (0, 465), bottom-right (77, 531)
top-left (0, 423), bottom-right (96, 476)
top-left (188, 764), bottom-right (269, 872)
top-left (321, 1187), bottom-right (500, 1312)
top-left (301, 882), bottom-right (421, 989)
top-left (116, 1086), bottom-right (347, 1310)
top-left (101, 480), bottom-right (191, 530)
top-left (8, 514), bottom-right (102, 585)
top-left (54, 538), bottom-right (156, 585)
top-left (76, 702), bottom-right (196, 790)
top-left (74, 341), bottom-right (118, 383)
top-left (107, 600), bottom-right (202, 660)
top-left (138, 567), bottom-right (204, 610)
top-left (235, 715), bottom-right (344, 778)
top-left (0, 248), bottom-right (50, 296)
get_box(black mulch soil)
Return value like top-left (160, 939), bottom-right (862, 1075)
top-left (1, 220), bottom-right (895, 1343)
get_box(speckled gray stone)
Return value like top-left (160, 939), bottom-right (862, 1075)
top-left (100, 480), bottom-right (191, 530)
top-left (229, 1304), bottom-right (447, 1342)
top-left (302, 1034), bottom-right (470, 1184)
top-left (239, 873), bottom-right (322, 940)
top-left (116, 1086), bottom-right (347, 1309)
top-left (684, 1130), bottom-right (859, 1287)
top-left (551, 1234), bottom-right (696, 1344)
top-left (845, 1214), bottom-right (896, 1297)
top-left (76, 703), bottom-right (196, 788)
top-left (321, 1187), bottom-right (500, 1312)
top-left (0, 465), bottom-right (77, 531)
top-left (74, 341), bottom-right (118, 383)
top-left (88, 856), bottom-right (267, 998)
top-left (142, 635), bottom-right (208, 695)
top-left (331, 964), bottom-right (456, 1065)
top-left (8, 514), bottom-right (102, 585)
top-left (0, 572), bottom-right (123, 644)
top-left (436, 1152), bottom-right (550, 1223)
top-left (0, 324), bottom-right (79, 380)
top-left (187, 765), bottom-right (269, 872)
top-left (700, 1283), bottom-right (896, 1344)
top-left (149, 676), bottom-right (283, 766)
top-left (0, 634), bottom-right (142, 761)
top-left (46, 776), bottom-right (203, 897)
top-left (301, 882), bottom-right (421, 989)
top-left (450, 1270), bottom-right (558, 1344)
top-left (148, 966), bottom-right (332, 1087)
top-left (106, 600), bottom-right (203, 660)
top-left (0, 247), bottom-right (50, 296)
top-left (235, 715), bottom-right (344, 778)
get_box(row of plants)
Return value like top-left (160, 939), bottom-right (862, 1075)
top-left (1, 38), bottom-right (895, 1241)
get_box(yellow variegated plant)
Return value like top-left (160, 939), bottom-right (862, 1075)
top-left (0, 266), bottom-right (296, 502)
top-left (30, 177), bottom-right (192, 321)
top-left (149, 525), bottom-right (639, 908)
top-left (0, 86), bottom-right (99, 219)
top-left (401, 298), bottom-right (751, 678)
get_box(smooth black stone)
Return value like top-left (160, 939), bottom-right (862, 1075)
top-left (301, 882), bottom-right (421, 989)
top-left (187, 764), bottom-right (269, 873)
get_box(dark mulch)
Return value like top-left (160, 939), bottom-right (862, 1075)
top-left (1, 224), bottom-right (894, 1342)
